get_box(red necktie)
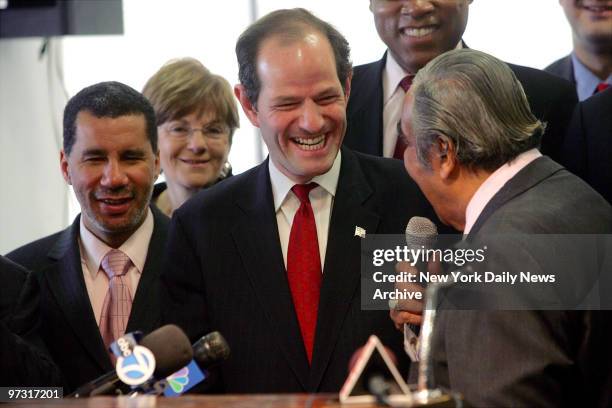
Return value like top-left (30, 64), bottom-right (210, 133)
top-left (393, 75), bottom-right (415, 160)
top-left (287, 183), bottom-right (322, 364)
top-left (596, 82), bottom-right (610, 94)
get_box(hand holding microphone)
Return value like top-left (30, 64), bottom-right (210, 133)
top-left (389, 261), bottom-right (425, 330)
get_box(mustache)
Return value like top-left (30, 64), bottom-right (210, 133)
top-left (93, 187), bottom-right (135, 200)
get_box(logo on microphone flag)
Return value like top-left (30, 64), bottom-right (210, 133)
top-left (115, 345), bottom-right (156, 386)
top-left (163, 360), bottom-right (207, 396)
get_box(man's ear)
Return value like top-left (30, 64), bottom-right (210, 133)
top-left (234, 84), bottom-right (260, 128)
top-left (436, 137), bottom-right (456, 180)
top-left (153, 149), bottom-right (161, 180)
top-left (344, 70), bottom-right (353, 102)
top-left (60, 149), bottom-right (72, 185)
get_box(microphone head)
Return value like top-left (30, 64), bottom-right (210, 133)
top-left (405, 216), bottom-right (438, 249)
top-left (140, 325), bottom-right (193, 378)
top-left (193, 331), bottom-right (231, 368)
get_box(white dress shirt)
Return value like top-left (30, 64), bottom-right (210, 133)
top-left (382, 52), bottom-right (411, 158)
top-left (78, 208), bottom-right (154, 324)
top-left (269, 152), bottom-right (341, 271)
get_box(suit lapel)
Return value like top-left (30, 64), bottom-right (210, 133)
top-left (347, 55), bottom-right (385, 156)
top-left (230, 161), bottom-right (310, 389)
top-left (127, 206), bottom-right (169, 335)
top-left (44, 218), bottom-right (112, 372)
top-left (309, 149), bottom-right (381, 390)
top-left (469, 157), bottom-right (564, 236)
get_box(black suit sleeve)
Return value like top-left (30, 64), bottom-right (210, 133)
top-left (559, 102), bottom-right (587, 179)
top-left (0, 321), bottom-right (62, 387)
top-left (0, 258), bottom-right (62, 387)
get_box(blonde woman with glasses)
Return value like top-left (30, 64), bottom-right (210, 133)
top-left (143, 58), bottom-right (239, 216)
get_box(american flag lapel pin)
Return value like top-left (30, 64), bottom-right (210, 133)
top-left (354, 226), bottom-right (366, 238)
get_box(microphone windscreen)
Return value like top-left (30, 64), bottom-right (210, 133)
top-left (405, 216), bottom-right (438, 249)
top-left (140, 325), bottom-right (193, 378)
top-left (193, 331), bottom-right (231, 368)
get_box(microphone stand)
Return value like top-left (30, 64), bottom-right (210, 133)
top-left (412, 279), bottom-right (465, 407)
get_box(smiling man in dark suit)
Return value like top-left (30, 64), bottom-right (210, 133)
top-left (545, 0), bottom-right (612, 100)
top-left (346, 0), bottom-right (578, 164)
top-left (7, 82), bottom-right (168, 393)
top-left (161, 8), bottom-right (437, 393)
top-left (397, 49), bottom-right (612, 407)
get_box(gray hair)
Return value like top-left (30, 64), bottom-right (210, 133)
top-left (408, 49), bottom-right (545, 172)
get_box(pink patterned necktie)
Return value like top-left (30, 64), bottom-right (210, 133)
top-left (99, 249), bottom-right (133, 352)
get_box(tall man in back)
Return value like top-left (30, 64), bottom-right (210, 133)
top-left (8, 82), bottom-right (168, 392)
top-left (546, 0), bottom-right (612, 100)
top-left (162, 8), bottom-right (436, 393)
top-left (346, 0), bottom-right (577, 163)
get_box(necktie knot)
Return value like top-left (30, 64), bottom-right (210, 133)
top-left (596, 82), bottom-right (610, 94)
top-left (101, 249), bottom-right (131, 279)
top-left (399, 74), bottom-right (415, 92)
top-left (292, 183), bottom-right (318, 205)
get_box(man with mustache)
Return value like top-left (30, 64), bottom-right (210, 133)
top-left (345, 0), bottom-right (578, 164)
top-left (546, 0), bottom-right (612, 100)
top-left (7, 82), bottom-right (169, 393)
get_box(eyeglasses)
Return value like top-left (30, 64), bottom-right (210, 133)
top-left (164, 123), bottom-right (230, 141)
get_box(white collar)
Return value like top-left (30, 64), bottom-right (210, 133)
top-left (79, 208), bottom-right (154, 279)
top-left (269, 151), bottom-right (342, 212)
top-left (382, 40), bottom-right (464, 104)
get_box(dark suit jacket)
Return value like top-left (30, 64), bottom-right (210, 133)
top-left (7, 206), bottom-right (169, 393)
top-left (346, 53), bottom-right (578, 163)
top-left (162, 147), bottom-right (438, 393)
top-left (0, 255), bottom-right (28, 323)
top-left (545, 55), bottom-right (575, 84)
top-left (0, 255), bottom-right (61, 386)
top-left (432, 157), bottom-right (612, 407)
top-left (560, 88), bottom-right (612, 205)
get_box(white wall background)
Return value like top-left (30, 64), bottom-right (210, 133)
top-left (0, 0), bottom-right (573, 254)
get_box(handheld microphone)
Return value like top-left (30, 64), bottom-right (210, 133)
top-left (193, 331), bottom-right (230, 368)
top-left (401, 217), bottom-right (438, 361)
top-left (71, 324), bottom-right (193, 397)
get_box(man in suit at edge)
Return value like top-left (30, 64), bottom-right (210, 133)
top-left (161, 8), bottom-right (438, 393)
top-left (0, 255), bottom-right (61, 386)
top-left (7, 82), bottom-right (168, 393)
top-left (560, 88), bottom-right (612, 204)
top-left (346, 0), bottom-right (578, 164)
top-left (396, 49), bottom-right (612, 407)
top-left (545, 0), bottom-right (612, 101)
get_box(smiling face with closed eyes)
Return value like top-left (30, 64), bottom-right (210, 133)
top-left (235, 31), bottom-right (351, 184)
top-left (61, 111), bottom-right (159, 247)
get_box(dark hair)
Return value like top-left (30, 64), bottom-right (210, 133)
top-left (63, 81), bottom-right (158, 155)
top-left (236, 8), bottom-right (352, 106)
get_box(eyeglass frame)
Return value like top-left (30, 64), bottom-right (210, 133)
top-left (161, 121), bottom-right (231, 141)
